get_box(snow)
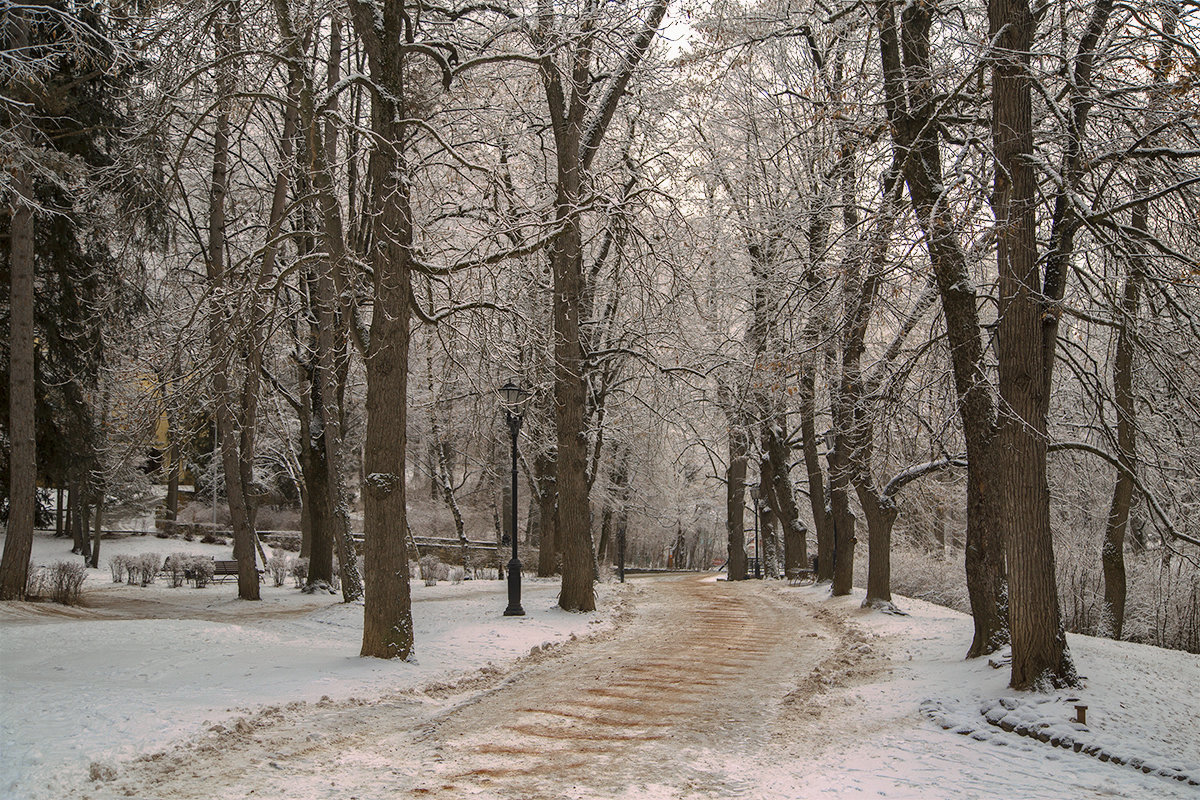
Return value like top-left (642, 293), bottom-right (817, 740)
top-left (1, 531), bottom-right (612, 800)
top-left (2, 529), bottom-right (1198, 800)
top-left (758, 581), bottom-right (1200, 799)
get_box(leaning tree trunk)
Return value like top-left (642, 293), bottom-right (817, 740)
top-left (1103, 3), bottom-right (1175, 641)
top-left (1103, 250), bottom-right (1140, 639)
top-left (205, 1), bottom-right (259, 601)
top-left (990, 0), bottom-right (1075, 689)
top-left (877, 0), bottom-right (1008, 656)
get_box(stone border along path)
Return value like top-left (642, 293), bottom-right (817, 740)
top-left (920, 696), bottom-right (1199, 787)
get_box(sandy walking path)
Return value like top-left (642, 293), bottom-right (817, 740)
top-left (85, 575), bottom-right (848, 799)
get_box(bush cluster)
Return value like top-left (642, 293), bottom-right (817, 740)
top-left (163, 553), bottom-right (216, 588)
top-left (25, 561), bottom-right (87, 605)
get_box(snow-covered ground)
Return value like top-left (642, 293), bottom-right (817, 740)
top-left (2, 529), bottom-right (1198, 800)
top-left (0, 531), bottom-right (613, 799)
top-left (763, 582), bottom-right (1200, 799)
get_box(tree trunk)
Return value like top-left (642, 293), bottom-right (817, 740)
top-left (990, 0), bottom-right (1075, 689)
top-left (348, 0), bottom-right (418, 658)
top-left (1103, 245), bottom-right (1141, 640)
top-left (536, 450), bottom-right (558, 577)
top-left (857, 487), bottom-right (897, 606)
top-left (164, 439), bottom-right (180, 524)
top-left (763, 411), bottom-right (807, 578)
top-left (89, 497), bottom-right (103, 570)
top-left (300, 418), bottom-right (336, 588)
top-left (757, 465), bottom-right (779, 579)
top-left (798, 365), bottom-right (831, 581)
top-left (69, 484), bottom-right (84, 554)
top-left (827, 442), bottom-right (856, 596)
top-left (725, 412), bottom-right (749, 581)
top-left (1103, 2), bottom-right (1176, 642)
top-left (549, 193), bottom-right (595, 611)
top-left (0, 97), bottom-right (36, 599)
top-left (876, 0), bottom-right (1007, 655)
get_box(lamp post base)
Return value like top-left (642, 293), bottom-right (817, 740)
top-left (503, 557), bottom-right (525, 616)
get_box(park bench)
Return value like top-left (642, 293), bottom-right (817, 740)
top-left (212, 560), bottom-right (240, 582)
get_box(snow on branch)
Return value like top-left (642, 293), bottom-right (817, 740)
top-left (1047, 441), bottom-right (1200, 550)
top-left (883, 456), bottom-right (968, 500)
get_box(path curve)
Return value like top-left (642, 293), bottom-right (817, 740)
top-left (84, 575), bottom-right (851, 799)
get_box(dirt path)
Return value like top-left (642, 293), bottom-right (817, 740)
top-left (86, 575), bottom-right (858, 799)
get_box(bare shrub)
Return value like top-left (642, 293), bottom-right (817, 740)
top-left (419, 555), bottom-right (446, 586)
top-left (25, 562), bottom-right (47, 598)
top-left (190, 557), bottom-right (214, 588)
top-left (266, 551), bottom-right (290, 587)
top-left (291, 557), bottom-right (309, 588)
top-left (165, 553), bottom-right (194, 588)
top-left (108, 555), bottom-right (129, 584)
top-left (1124, 552), bottom-right (1200, 654)
top-left (135, 553), bottom-right (162, 586)
top-left (49, 561), bottom-right (87, 605)
top-left (448, 566), bottom-right (465, 585)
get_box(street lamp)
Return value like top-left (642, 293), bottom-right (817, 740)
top-left (500, 382), bottom-right (529, 616)
top-left (749, 485), bottom-right (762, 579)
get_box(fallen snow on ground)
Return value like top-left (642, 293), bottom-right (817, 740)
top-left (762, 582), bottom-right (1200, 799)
top-left (3, 530), bottom-right (1199, 800)
top-left (0, 531), bottom-right (612, 800)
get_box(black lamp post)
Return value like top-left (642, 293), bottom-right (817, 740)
top-left (749, 485), bottom-right (762, 579)
top-left (500, 382), bottom-right (529, 616)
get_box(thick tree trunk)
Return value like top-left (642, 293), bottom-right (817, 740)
top-left (857, 487), bottom-right (896, 606)
top-left (550, 207), bottom-right (595, 611)
top-left (348, 0), bottom-right (419, 658)
top-left (300, 420), bottom-right (336, 588)
top-left (0, 117), bottom-right (36, 600)
top-left (990, 0), bottom-right (1075, 689)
